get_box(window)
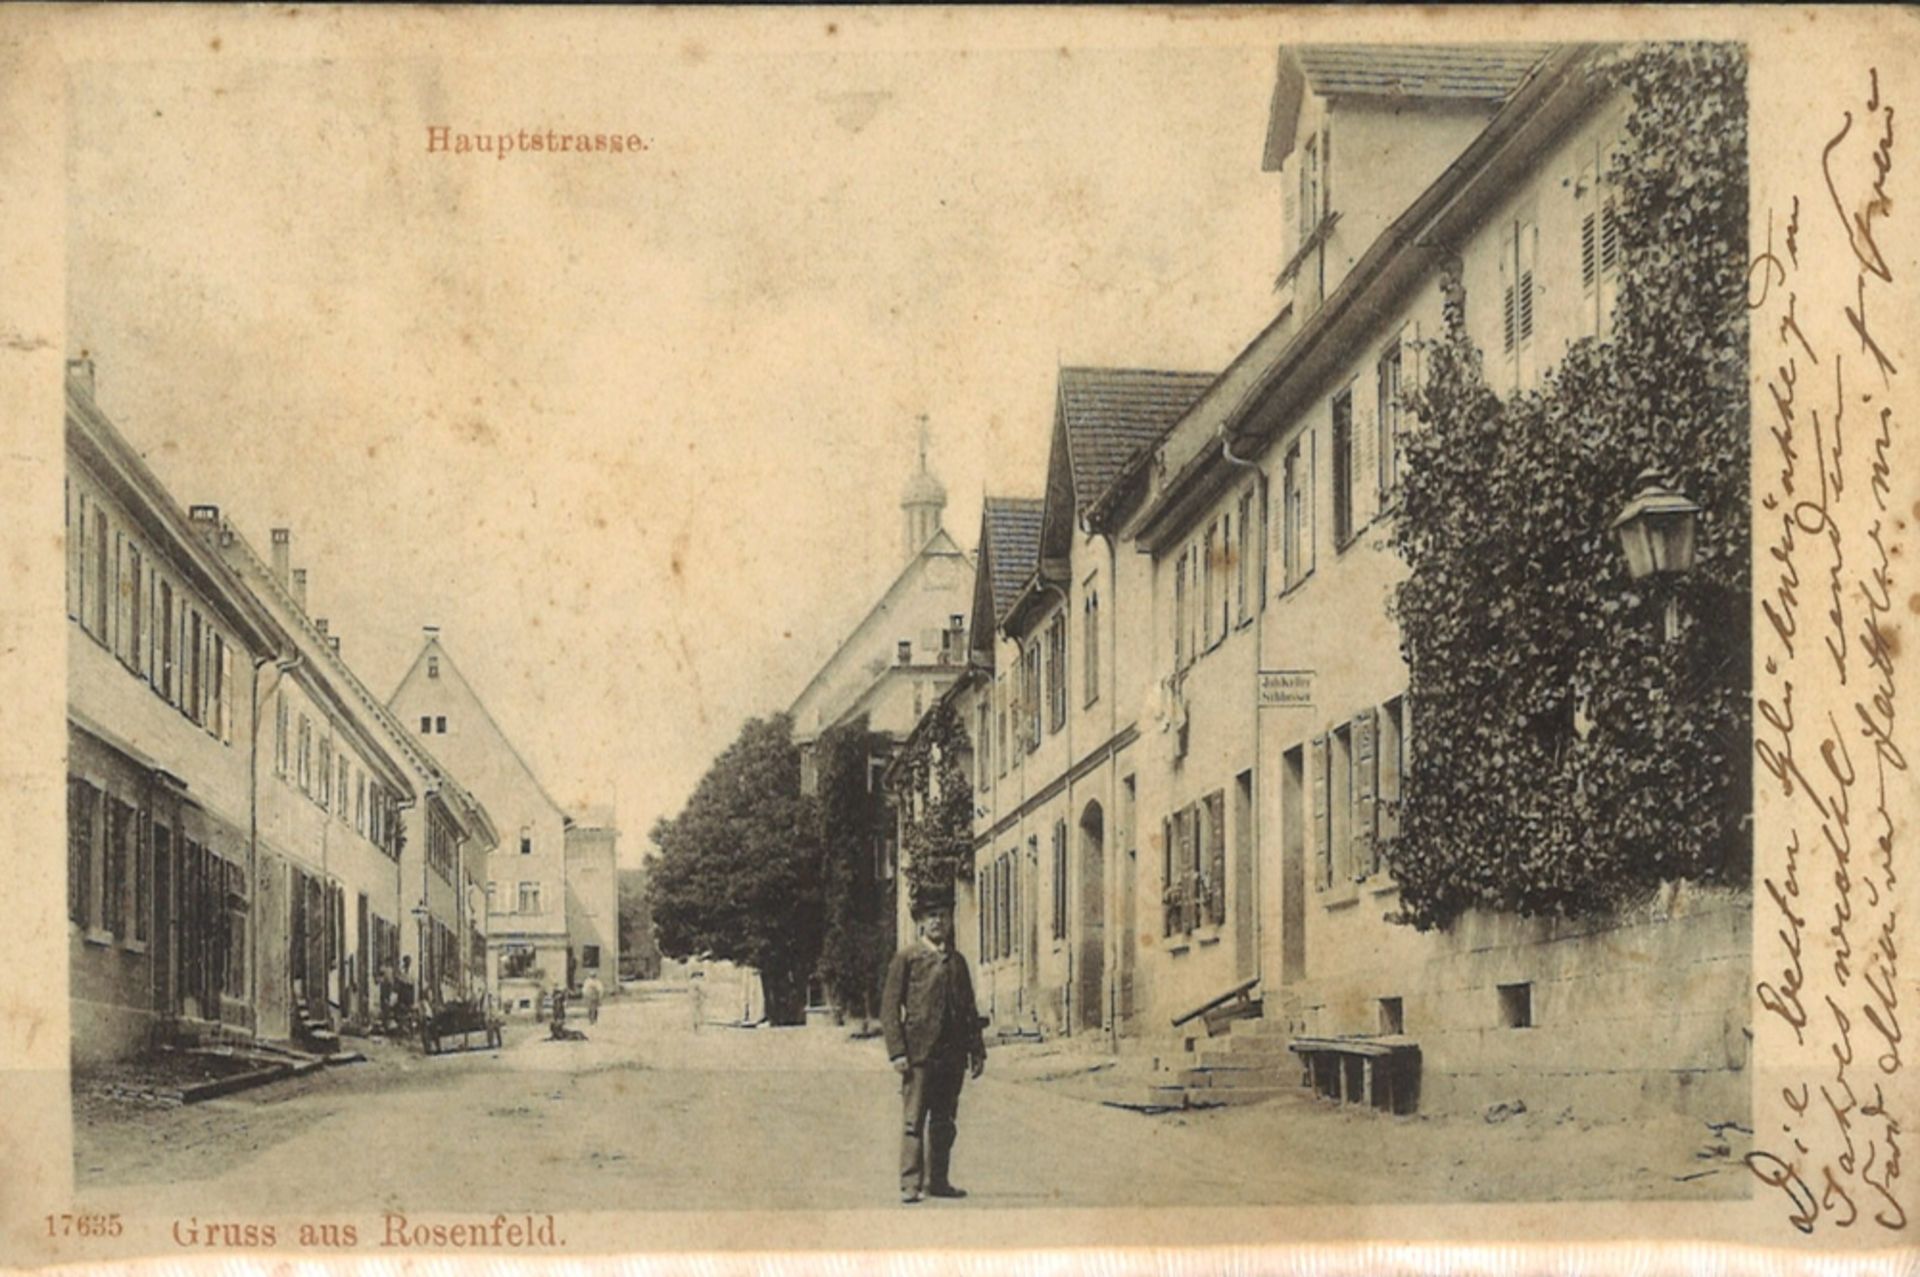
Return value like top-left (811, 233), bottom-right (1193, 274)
top-left (1201, 524), bottom-right (1216, 649)
top-left (187, 610), bottom-right (204, 724)
top-left (1331, 389), bottom-right (1356, 547)
top-left (582, 944), bottom-right (601, 969)
top-left (1204, 789), bottom-right (1227, 926)
top-left (435, 716), bottom-right (447, 734)
top-left (127, 546), bottom-right (144, 675)
top-left (92, 507), bottom-right (109, 640)
top-left (977, 868), bottom-right (989, 960)
top-left (897, 640), bottom-right (913, 665)
top-left (1379, 997), bottom-right (1404, 1035)
top-left (1022, 641), bottom-right (1041, 751)
top-left (1218, 513), bottom-right (1232, 639)
top-left (274, 693), bottom-right (289, 777)
top-left (67, 778), bottom-right (95, 927)
top-left (1380, 695), bottom-right (1406, 851)
top-left (996, 678), bottom-right (1009, 777)
top-left (159, 580), bottom-right (175, 703)
top-left (976, 698), bottom-right (992, 793)
top-left (1282, 434), bottom-right (1314, 590)
top-left (420, 716), bottom-right (432, 734)
top-left (1082, 584), bottom-right (1100, 707)
top-left (355, 774), bottom-right (367, 836)
top-left (103, 798), bottom-right (131, 938)
top-left (1050, 821), bottom-right (1067, 941)
top-left (337, 756), bottom-right (350, 819)
top-left (1236, 489), bottom-right (1253, 624)
top-left (1577, 149), bottom-right (1622, 335)
top-left (427, 656), bottom-right (440, 679)
top-left (1377, 340), bottom-right (1405, 501)
top-left (1046, 612), bottom-right (1067, 733)
top-left (1498, 982), bottom-right (1533, 1029)
top-left (520, 828), bottom-right (533, 856)
top-left (1500, 212), bottom-right (1540, 389)
top-left (297, 715), bottom-right (312, 792)
top-left (318, 737), bottom-right (333, 808)
top-left (1173, 554), bottom-right (1187, 670)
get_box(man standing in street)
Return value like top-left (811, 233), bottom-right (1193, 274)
top-left (881, 894), bottom-right (986, 1204)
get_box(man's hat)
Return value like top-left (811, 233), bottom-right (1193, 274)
top-left (910, 882), bottom-right (956, 919)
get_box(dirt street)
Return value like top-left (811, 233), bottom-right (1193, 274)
top-left (73, 984), bottom-right (1747, 1215)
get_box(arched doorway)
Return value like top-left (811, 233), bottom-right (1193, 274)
top-left (1076, 800), bottom-right (1105, 1034)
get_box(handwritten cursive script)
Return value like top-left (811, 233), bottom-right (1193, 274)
top-left (1748, 66), bottom-right (1907, 1235)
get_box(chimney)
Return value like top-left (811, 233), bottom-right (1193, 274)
top-left (270, 529), bottom-right (291, 586)
top-left (327, 636), bottom-right (341, 656)
top-left (315, 618), bottom-right (329, 636)
top-left (424, 625), bottom-right (440, 640)
top-left (66, 356), bottom-right (95, 398)
top-left (188, 505), bottom-right (219, 546)
top-left (292, 568), bottom-right (308, 612)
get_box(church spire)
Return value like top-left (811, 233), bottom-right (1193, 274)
top-left (900, 413), bottom-right (947, 562)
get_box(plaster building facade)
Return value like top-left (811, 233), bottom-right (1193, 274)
top-left (564, 814), bottom-right (620, 987)
top-left (1117, 43), bottom-right (1748, 1115)
top-left (212, 525), bottom-right (496, 1026)
top-left (898, 44), bottom-right (1750, 1120)
top-left (389, 631), bottom-right (572, 1015)
top-left (966, 371), bottom-right (1213, 1040)
top-left (65, 360), bottom-right (283, 1065)
top-left (789, 434), bottom-right (976, 1005)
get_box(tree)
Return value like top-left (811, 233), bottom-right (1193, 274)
top-left (648, 714), bottom-right (825, 1025)
top-left (1386, 44), bottom-right (1749, 930)
top-left (814, 715), bottom-right (894, 1026)
top-left (616, 866), bottom-right (661, 979)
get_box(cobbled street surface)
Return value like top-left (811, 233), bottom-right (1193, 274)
top-left (73, 983), bottom-right (1748, 1216)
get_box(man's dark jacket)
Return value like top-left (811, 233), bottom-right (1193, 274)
top-left (881, 943), bottom-right (986, 1066)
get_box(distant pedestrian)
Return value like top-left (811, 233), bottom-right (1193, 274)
top-left (882, 898), bottom-right (986, 1204)
top-left (583, 973), bottom-right (604, 1024)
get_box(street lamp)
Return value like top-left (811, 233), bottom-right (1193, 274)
top-left (1610, 467), bottom-right (1701, 641)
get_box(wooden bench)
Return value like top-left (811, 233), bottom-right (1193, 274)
top-left (1288, 1035), bottom-right (1421, 1114)
top-left (1171, 977), bottom-right (1262, 1038)
top-left (420, 1000), bottom-right (503, 1055)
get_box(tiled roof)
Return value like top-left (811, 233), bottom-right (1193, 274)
top-left (1294, 44), bottom-right (1553, 101)
top-left (1058, 367), bottom-right (1216, 515)
top-left (980, 496), bottom-right (1044, 620)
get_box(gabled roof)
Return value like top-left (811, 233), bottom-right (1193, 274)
top-left (1264, 44), bottom-right (1554, 170)
top-left (1140, 44), bottom-right (1603, 551)
top-left (1056, 368), bottom-right (1216, 519)
top-left (786, 527), bottom-right (972, 730)
top-left (980, 497), bottom-right (1045, 620)
top-left (392, 635), bottom-right (570, 828)
top-left (1299, 44), bottom-right (1554, 100)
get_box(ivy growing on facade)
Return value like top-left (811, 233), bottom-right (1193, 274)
top-left (1385, 43), bottom-right (1751, 931)
top-left (896, 697), bottom-right (976, 910)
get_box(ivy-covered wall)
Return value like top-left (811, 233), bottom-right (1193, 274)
top-left (1388, 44), bottom-right (1751, 930)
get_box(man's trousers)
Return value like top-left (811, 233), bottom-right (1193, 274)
top-left (900, 1056), bottom-right (966, 1193)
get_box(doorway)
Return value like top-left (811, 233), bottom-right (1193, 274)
top-left (1076, 800), bottom-right (1105, 1034)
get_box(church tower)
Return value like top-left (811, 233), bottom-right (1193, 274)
top-left (900, 414), bottom-right (946, 562)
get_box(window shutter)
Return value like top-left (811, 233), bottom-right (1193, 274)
top-left (1307, 426), bottom-right (1319, 575)
top-left (1208, 790), bottom-right (1227, 925)
top-left (1518, 221), bottom-right (1537, 344)
top-left (1354, 708), bottom-right (1378, 879)
top-left (1500, 223), bottom-right (1516, 353)
top-left (1320, 124), bottom-right (1332, 221)
top-left (1311, 734), bottom-right (1331, 889)
top-left (220, 638), bottom-right (234, 744)
top-left (112, 531), bottom-right (124, 660)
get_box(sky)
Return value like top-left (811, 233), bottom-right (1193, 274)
top-left (65, 11), bottom-right (1288, 865)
